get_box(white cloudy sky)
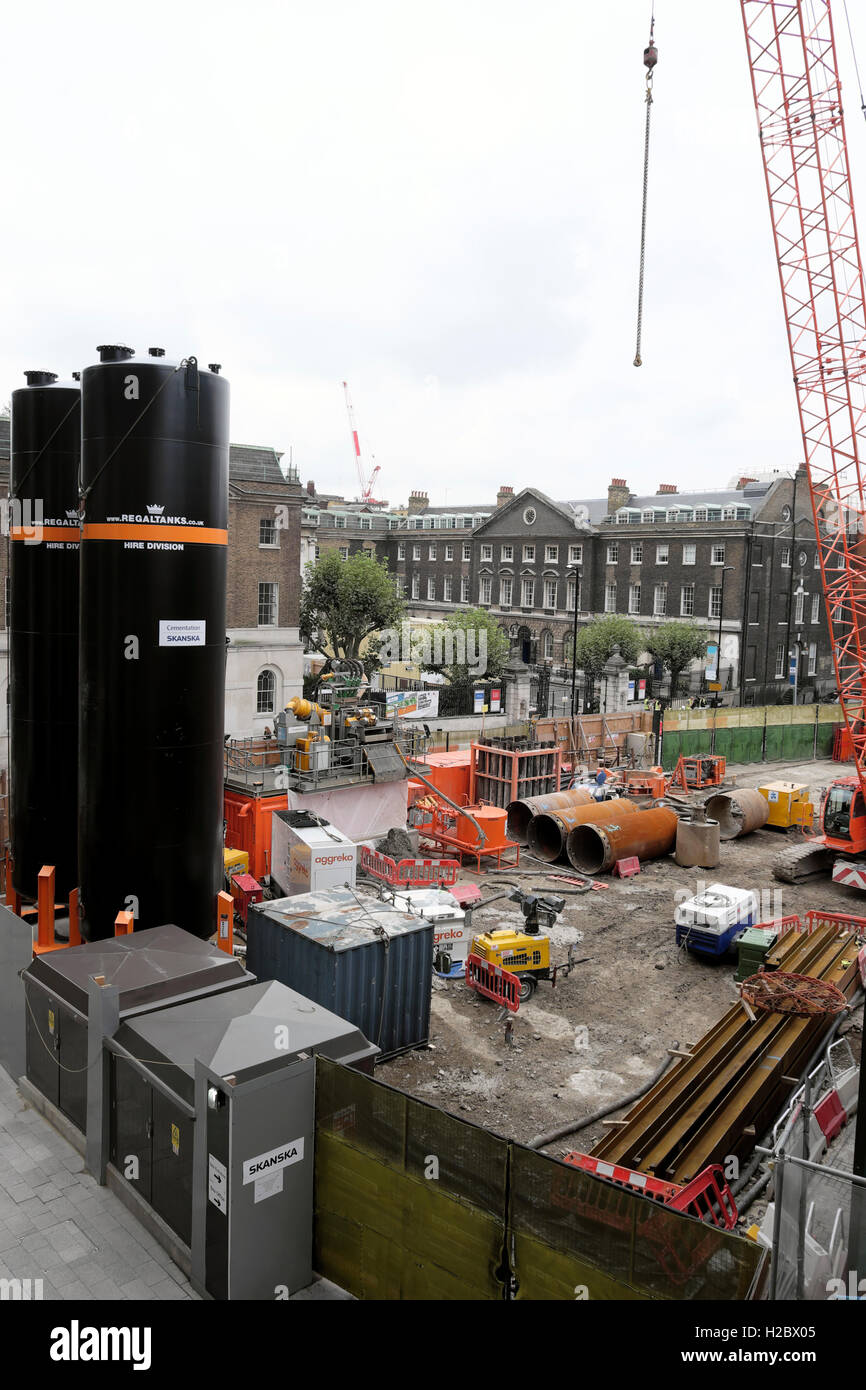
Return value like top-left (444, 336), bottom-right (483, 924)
top-left (4, 1), bottom-right (866, 505)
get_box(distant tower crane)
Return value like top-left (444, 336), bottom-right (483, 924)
top-left (342, 380), bottom-right (382, 505)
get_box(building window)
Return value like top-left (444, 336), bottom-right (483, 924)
top-left (753, 543), bottom-right (763, 565)
top-left (461, 575), bottom-right (470, 603)
top-left (629, 583), bottom-right (641, 614)
top-left (336, 515), bottom-right (347, 529)
top-left (339, 546), bottom-right (349, 560)
top-left (795, 590), bottom-right (805, 624)
top-left (653, 583), bottom-right (667, 616)
top-left (811, 593), bottom-right (820, 623)
top-left (258, 582), bottom-right (278, 626)
top-left (711, 545), bottom-right (726, 565)
top-left (462, 543), bottom-right (471, 561)
top-left (398, 541), bottom-right (406, 560)
top-left (501, 545), bottom-right (513, 562)
top-left (746, 644), bottom-right (757, 679)
top-left (521, 578), bottom-right (534, 607)
top-left (463, 516), bottom-right (474, 530)
top-left (569, 544), bottom-right (583, 565)
top-left (412, 544), bottom-right (421, 560)
top-left (429, 544), bottom-right (437, 560)
top-left (500, 577), bottom-right (512, 606)
top-left (445, 543), bottom-right (454, 560)
top-left (545, 545), bottom-right (558, 563)
top-left (775, 643), bottom-right (785, 678)
top-left (814, 551), bottom-right (821, 569)
top-left (566, 577), bottom-right (577, 611)
top-left (256, 669), bottom-right (276, 714)
top-left (544, 579), bottom-right (557, 609)
top-left (523, 545), bottom-right (535, 562)
top-left (542, 630), bottom-right (554, 660)
top-left (444, 575), bottom-right (453, 602)
top-left (656, 544), bottom-right (669, 565)
top-left (481, 544), bottom-right (493, 560)
top-left (259, 517), bottom-right (278, 547)
top-left (682, 544), bottom-right (696, 566)
top-left (808, 642), bottom-right (817, 675)
top-left (427, 577), bottom-right (436, 600)
top-left (631, 543), bottom-right (643, 564)
top-left (360, 516), bottom-right (372, 530)
top-left (607, 542), bottom-right (618, 564)
top-left (480, 576), bottom-right (492, 604)
top-left (781, 546), bottom-right (791, 567)
top-left (680, 584), bottom-right (694, 617)
top-left (605, 582), bottom-right (617, 613)
top-left (709, 586), bottom-right (722, 619)
top-left (748, 591), bottom-right (760, 623)
top-left (412, 575), bottom-right (420, 599)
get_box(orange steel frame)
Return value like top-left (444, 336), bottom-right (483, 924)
top-left (742, 1), bottom-right (866, 807)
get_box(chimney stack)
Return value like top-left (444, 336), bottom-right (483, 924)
top-left (736, 476), bottom-right (757, 490)
top-left (657, 483), bottom-right (678, 495)
top-left (306, 480), bottom-right (316, 497)
top-left (607, 478), bottom-right (631, 513)
top-left (408, 490), bottom-right (429, 515)
top-left (497, 485), bottom-right (514, 508)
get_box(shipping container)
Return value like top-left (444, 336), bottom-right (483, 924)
top-left (247, 887), bottom-right (433, 1060)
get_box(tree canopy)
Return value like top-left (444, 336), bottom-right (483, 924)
top-left (423, 607), bottom-right (511, 685)
top-left (299, 550), bottom-right (404, 661)
top-left (573, 615), bottom-right (642, 683)
top-left (644, 620), bottom-right (707, 693)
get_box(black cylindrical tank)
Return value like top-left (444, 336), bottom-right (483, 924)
top-left (9, 371), bottom-right (81, 900)
top-left (79, 347), bottom-right (229, 940)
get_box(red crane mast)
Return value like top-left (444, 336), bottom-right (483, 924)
top-left (342, 380), bottom-right (382, 505)
top-left (742, 0), bottom-right (866, 795)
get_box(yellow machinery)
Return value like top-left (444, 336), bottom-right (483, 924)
top-left (224, 848), bottom-right (249, 882)
top-left (758, 781), bottom-right (811, 830)
top-left (296, 731), bottom-right (331, 771)
top-left (470, 890), bottom-right (569, 1001)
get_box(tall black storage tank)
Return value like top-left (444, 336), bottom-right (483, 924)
top-left (9, 371), bottom-right (81, 900)
top-left (79, 347), bottom-right (229, 940)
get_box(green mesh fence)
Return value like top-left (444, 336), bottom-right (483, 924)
top-left (314, 1058), bottom-right (765, 1301)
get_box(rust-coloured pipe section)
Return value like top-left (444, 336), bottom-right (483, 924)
top-left (506, 787), bottom-right (595, 845)
top-left (528, 797), bottom-right (639, 862)
top-left (567, 807), bottom-right (678, 874)
top-left (704, 789), bottom-right (769, 840)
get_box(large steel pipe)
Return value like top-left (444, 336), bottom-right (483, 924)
top-left (704, 789), bottom-right (769, 840)
top-left (529, 797), bottom-right (638, 863)
top-left (506, 787), bottom-right (594, 845)
top-left (567, 807), bottom-right (678, 875)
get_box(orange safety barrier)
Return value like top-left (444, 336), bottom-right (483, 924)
top-left (666, 1164), bottom-right (738, 1230)
top-left (753, 913), bottom-right (802, 939)
top-left (359, 845), bottom-right (460, 888)
top-left (464, 952), bottom-right (520, 1012)
top-left (814, 1090), bottom-right (847, 1143)
top-left (563, 1152), bottom-right (681, 1205)
top-left (804, 910), bottom-right (866, 937)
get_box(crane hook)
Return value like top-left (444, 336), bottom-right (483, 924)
top-left (634, 19), bottom-right (657, 368)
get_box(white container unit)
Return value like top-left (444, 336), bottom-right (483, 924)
top-left (391, 888), bottom-right (470, 965)
top-left (271, 811), bottom-right (357, 898)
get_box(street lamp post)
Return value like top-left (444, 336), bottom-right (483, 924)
top-left (569, 566), bottom-right (580, 717)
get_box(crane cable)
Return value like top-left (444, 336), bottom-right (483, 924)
top-left (633, 12), bottom-right (658, 368)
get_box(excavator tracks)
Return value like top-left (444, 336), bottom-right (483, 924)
top-left (772, 841), bottom-right (833, 884)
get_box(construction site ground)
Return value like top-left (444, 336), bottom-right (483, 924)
top-left (383, 755), bottom-right (865, 1188)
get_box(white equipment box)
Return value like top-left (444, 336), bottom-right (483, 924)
top-left (674, 883), bottom-right (758, 930)
top-left (271, 811), bottom-right (357, 897)
top-left (391, 888), bottom-right (470, 965)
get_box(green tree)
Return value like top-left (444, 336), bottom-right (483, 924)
top-left (300, 550), bottom-right (404, 661)
top-left (644, 620), bottom-right (707, 695)
top-left (423, 607), bottom-right (511, 684)
top-left (573, 615), bottom-right (642, 700)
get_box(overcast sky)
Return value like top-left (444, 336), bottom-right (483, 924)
top-left (4, 1), bottom-right (866, 505)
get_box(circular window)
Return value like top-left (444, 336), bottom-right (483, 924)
top-left (781, 505), bottom-right (792, 521)
top-left (523, 507), bottom-right (537, 525)
top-left (799, 550), bottom-right (808, 567)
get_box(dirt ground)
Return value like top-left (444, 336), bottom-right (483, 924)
top-left (382, 756), bottom-right (865, 1168)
